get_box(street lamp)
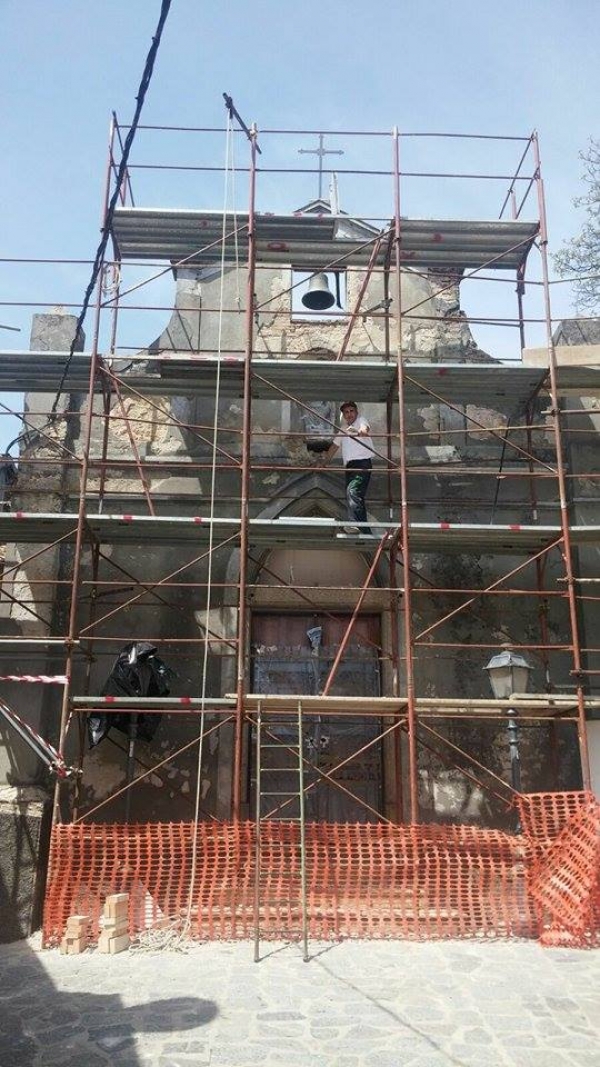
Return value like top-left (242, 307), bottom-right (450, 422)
top-left (483, 650), bottom-right (534, 796)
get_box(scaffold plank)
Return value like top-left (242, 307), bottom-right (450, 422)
top-left (239, 693), bottom-right (407, 714)
top-left (3, 353), bottom-right (598, 406)
top-left (0, 352), bottom-right (95, 392)
top-left (250, 360), bottom-right (546, 408)
top-left (111, 209), bottom-right (539, 270)
top-left (57, 692), bottom-right (594, 722)
top-left (0, 512), bottom-right (597, 552)
top-left (239, 693), bottom-right (600, 719)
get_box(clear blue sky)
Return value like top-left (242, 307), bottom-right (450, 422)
top-left (1, 0), bottom-right (598, 446)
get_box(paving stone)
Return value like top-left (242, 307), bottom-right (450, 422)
top-left (159, 1058), bottom-right (210, 1067)
top-left (0, 1039), bottom-right (37, 1067)
top-left (451, 1009), bottom-right (485, 1025)
top-left (38, 1049), bottom-right (109, 1067)
top-left (210, 1049), bottom-right (267, 1064)
top-left (251, 1036), bottom-right (308, 1051)
top-left (44, 1020), bottom-right (90, 1041)
top-left (445, 1047), bottom-right (509, 1067)
top-left (162, 1041), bottom-right (211, 1054)
top-left (264, 1056), bottom-right (320, 1067)
top-left (413, 1024), bottom-right (457, 1039)
top-left (551, 1033), bottom-right (600, 1049)
top-left (357, 1055), bottom-right (408, 1067)
top-left (497, 1033), bottom-right (539, 1048)
top-left (31, 1007), bottom-right (80, 1026)
top-left (0, 939), bottom-right (599, 1066)
top-left (489, 1015), bottom-right (537, 1031)
top-left (545, 997), bottom-right (579, 1011)
top-left (212, 1028), bottom-right (252, 1041)
top-left (566, 1055), bottom-right (600, 1067)
top-left (345, 1024), bottom-right (396, 1040)
top-left (256, 1010), bottom-right (306, 1020)
top-left (96, 1034), bottom-right (137, 1052)
top-left (504, 1050), bottom-right (572, 1067)
top-left (412, 1056), bottom-right (469, 1067)
top-left (463, 1026), bottom-right (496, 1044)
top-left (360, 1041), bottom-right (437, 1064)
top-left (531, 1019), bottom-right (567, 1037)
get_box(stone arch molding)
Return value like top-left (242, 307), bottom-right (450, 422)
top-left (224, 471), bottom-right (387, 593)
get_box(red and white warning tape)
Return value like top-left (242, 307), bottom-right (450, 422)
top-left (0, 699), bottom-right (76, 778)
top-left (0, 674), bottom-right (68, 684)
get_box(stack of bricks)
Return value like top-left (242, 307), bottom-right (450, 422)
top-left (60, 914), bottom-right (91, 954)
top-left (98, 893), bottom-right (130, 954)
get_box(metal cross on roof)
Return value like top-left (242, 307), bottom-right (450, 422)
top-left (298, 134), bottom-right (344, 200)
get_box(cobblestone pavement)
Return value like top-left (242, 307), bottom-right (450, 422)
top-left (1, 937), bottom-right (599, 1067)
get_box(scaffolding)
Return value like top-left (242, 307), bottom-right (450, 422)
top-left (1, 110), bottom-right (599, 949)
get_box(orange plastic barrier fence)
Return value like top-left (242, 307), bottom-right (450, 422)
top-left (519, 791), bottom-right (600, 947)
top-left (42, 792), bottom-right (599, 948)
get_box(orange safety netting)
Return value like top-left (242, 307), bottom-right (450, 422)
top-left (518, 791), bottom-right (600, 947)
top-left (42, 792), bottom-right (600, 948)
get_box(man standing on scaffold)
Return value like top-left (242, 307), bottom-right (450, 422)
top-left (317, 401), bottom-right (373, 535)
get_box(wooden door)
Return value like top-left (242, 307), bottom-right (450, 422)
top-left (250, 613), bottom-right (382, 822)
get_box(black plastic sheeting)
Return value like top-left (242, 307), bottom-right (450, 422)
top-left (87, 641), bottom-right (175, 748)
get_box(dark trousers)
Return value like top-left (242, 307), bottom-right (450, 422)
top-left (345, 460), bottom-right (372, 524)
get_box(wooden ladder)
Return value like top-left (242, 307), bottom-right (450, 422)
top-left (253, 699), bottom-right (309, 962)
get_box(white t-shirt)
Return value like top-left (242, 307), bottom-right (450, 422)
top-left (334, 418), bottom-right (374, 463)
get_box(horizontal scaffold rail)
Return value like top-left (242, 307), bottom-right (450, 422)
top-left (2, 352), bottom-right (598, 406)
top-left (61, 692), bottom-right (599, 721)
top-left (239, 693), bottom-right (600, 720)
top-left (111, 209), bottom-right (539, 270)
top-left (71, 696), bottom-right (236, 712)
top-left (1, 512), bottom-right (599, 552)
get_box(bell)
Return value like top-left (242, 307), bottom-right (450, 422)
top-left (301, 272), bottom-right (335, 311)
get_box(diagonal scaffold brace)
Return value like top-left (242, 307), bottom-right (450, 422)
top-left (0, 698), bottom-right (80, 780)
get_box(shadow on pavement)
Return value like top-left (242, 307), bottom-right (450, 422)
top-left (0, 938), bottom-right (217, 1067)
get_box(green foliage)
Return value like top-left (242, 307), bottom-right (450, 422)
top-left (554, 139), bottom-right (600, 313)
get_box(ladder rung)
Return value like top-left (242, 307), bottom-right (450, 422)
top-left (255, 706), bottom-right (307, 961)
top-left (261, 791), bottom-right (300, 796)
top-left (261, 767), bottom-right (301, 773)
top-left (260, 743), bottom-right (299, 749)
top-left (260, 729), bottom-right (300, 734)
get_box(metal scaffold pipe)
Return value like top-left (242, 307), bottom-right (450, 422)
top-left (392, 127), bottom-right (419, 824)
top-left (233, 119), bottom-right (259, 820)
top-left (532, 132), bottom-right (592, 792)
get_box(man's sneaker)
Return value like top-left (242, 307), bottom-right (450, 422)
top-left (342, 525), bottom-right (360, 534)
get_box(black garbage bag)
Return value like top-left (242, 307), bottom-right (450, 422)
top-left (87, 641), bottom-right (175, 748)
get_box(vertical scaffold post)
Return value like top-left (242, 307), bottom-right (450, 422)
top-left (532, 131), bottom-right (591, 791)
top-left (52, 114), bottom-right (117, 825)
top-left (253, 701), bottom-right (262, 963)
top-left (510, 184), bottom-right (527, 353)
top-left (233, 121), bottom-right (259, 819)
top-left (392, 127), bottom-right (419, 822)
top-left (297, 700), bottom-right (309, 963)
